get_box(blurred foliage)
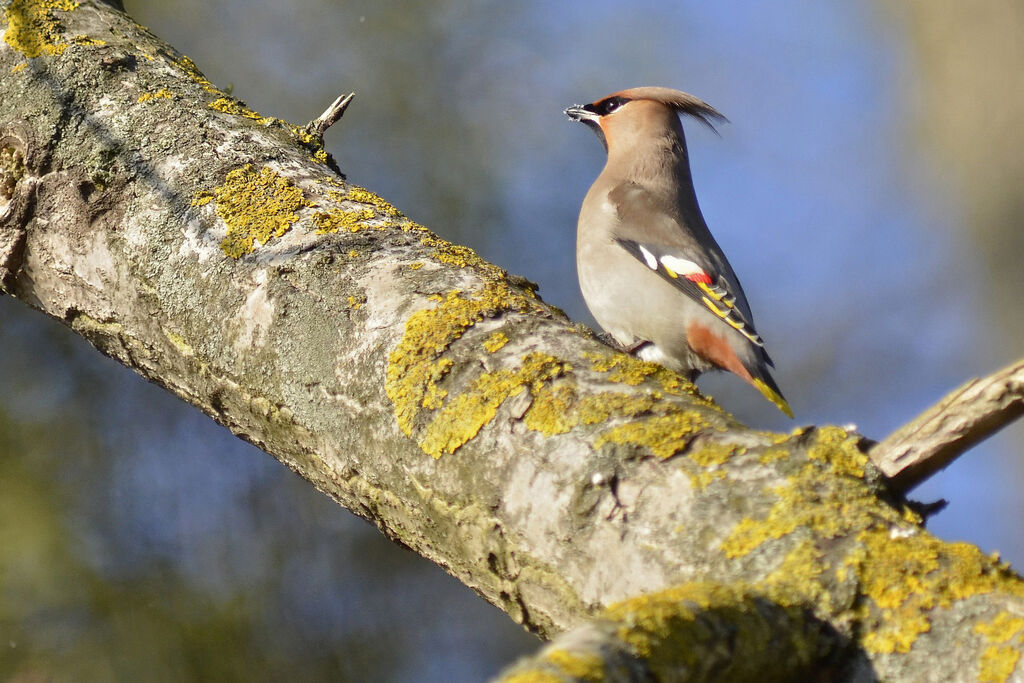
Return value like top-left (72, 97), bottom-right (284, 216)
top-left (880, 0), bottom-right (1024, 354)
top-left (0, 300), bottom-right (533, 681)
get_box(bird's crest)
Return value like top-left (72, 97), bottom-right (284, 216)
top-left (607, 87), bottom-right (728, 133)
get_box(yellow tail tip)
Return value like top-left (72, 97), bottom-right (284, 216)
top-left (753, 378), bottom-right (794, 418)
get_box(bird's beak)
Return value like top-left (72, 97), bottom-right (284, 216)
top-left (564, 104), bottom-right (598, 124)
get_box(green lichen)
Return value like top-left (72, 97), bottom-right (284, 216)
top-left (193, 164), bottom-right (311, 258)
top-left (3, 0), bottom-right (78, 58)
top-left (419, 352), bottom-right (569, 458)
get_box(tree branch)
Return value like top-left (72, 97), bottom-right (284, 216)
top-left (4, 1), bottom-right (1024, 679)
top-left (871, 357), bottom-right (1024, 492)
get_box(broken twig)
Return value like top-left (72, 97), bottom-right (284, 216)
top-left (870, 357), bottom-right (1024, 492)
top-left (306, 91), bottom-right (355, 137)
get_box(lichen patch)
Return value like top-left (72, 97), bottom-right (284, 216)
top-left (3, 0), bottom-right (78, 58)
top-left (193, 164), bottom-right (311, 258)
top-left (385, 279), bottom-right (541, 456)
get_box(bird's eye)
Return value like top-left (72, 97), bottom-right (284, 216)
top-left (597, 97), bottom-right (626, 116)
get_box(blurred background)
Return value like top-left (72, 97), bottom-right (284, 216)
top-left (2, 0), bottom-right (1023, 679)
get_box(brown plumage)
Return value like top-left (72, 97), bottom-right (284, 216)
top-left (565, 87), bottom-right (792, 416)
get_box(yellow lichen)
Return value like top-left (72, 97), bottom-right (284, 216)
top-left (385, 280), bottom-right (538, 453)
top-left (501, 672), bottom-right (564, 683)
top-left (849, 528), bottom-right (1024, 655)
top-left (208, 96), bottom-right (331, 163)
top-left (522, 385), bottom-right (660, 437)
top-left (721, 428), bottom-right (891, 559)
top-left (684, 442), bottom-right (742, 490)
top-left (172, 54), bottom-right (219, 94)
top-left (595, 412), bottom-right (714, 459)
top-left (193, 164), bottom-right (311, 258)
top-left (522, 385), bottom-right (579, 435)
top-left (759, 446), bottom-right (789, 464)
top-left (602, 582), bottom-right (824, 680)
top-left (71, 34), bottom-right (102, 46)
top-left (761, 537), bottom-right (829, 609)
top-left (312, 207), bottom-right (375, 234)
top-left (163, 329), bottom-right (194, 357)
top-left (585, 351), bottom-right (661, 386)
top-left (421, 234), bottom-right (490, 269)
top-left (418, 352), bottom-right (569, 458)
top-left (483, 331), bottom-right (509, 353)
top-left (347, 249), bottom-right (360, 258)
top-left (345, 186), bottom-right (402, 217)
top-left (1, 146), bottom-right (26, 200)
top-left (137, 88), bottom-right (173, 103)
top-left (688, 442), bottom-right (742, 468)
top-left (806, 425), bottom-right (867, 479)
top-left (209, 96), bottom-right (274, 125)
top-left (576, 392), bottom-right (657, 426)
top-left (978, 645), bottom-right (1021, 683)
top-left (3, 0), bottom-right (78, 57)
top-left (408, 262), bottom-right (424, 270)
top-left (544, 649), bottom-right (604, 681)
top-left (975, 613), bottom-right (1024, 682)
top-left (347, 295), bottom-right (365, 310)
top-left (10, 61), bottom-right (28, 72)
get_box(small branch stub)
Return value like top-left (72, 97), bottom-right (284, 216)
top-left (306, 91), bottom-right (355, 137)
top-left (871, 357), bottom-right (1024, 492)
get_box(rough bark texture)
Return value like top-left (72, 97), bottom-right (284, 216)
top-left (4, 2), bottom-right (1024, 681)
top-left (871, 358), bottom-right (1024, 492)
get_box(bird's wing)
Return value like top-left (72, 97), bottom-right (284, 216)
top-left (614, 237), bottom-right (768, 352)
top-left (607, 183), bottom-right (769, 357)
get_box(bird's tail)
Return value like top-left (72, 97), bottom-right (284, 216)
top-left (750, 371), bottom-right (793, 418)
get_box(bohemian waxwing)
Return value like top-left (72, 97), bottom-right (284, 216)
top-left (565, 86), bottom-right (792, 417)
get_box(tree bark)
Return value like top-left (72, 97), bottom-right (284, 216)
top-left (3, 2), bottom-right (1024, 680)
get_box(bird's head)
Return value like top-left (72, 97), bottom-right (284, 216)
top-left (565, 87), bottom-right (727, 153)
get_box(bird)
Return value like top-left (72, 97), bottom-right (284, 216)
top-left (564, 87), bottom-right (792, 417)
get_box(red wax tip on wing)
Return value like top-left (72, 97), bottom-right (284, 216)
top-left (684, 272), bottom-right (712, 284)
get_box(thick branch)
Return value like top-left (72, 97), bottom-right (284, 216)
top-left (4, 2), bottom-right (1024, 679)
top-left (871, 357), bottom-right (1024, 492)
